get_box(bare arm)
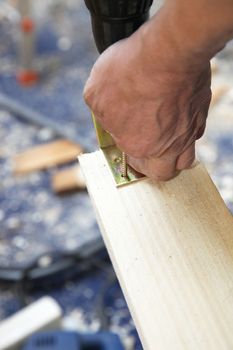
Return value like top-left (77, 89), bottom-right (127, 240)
top-left (145, 0), bottom-right (233, 69)
top-left (84, 0), bottom-right (233, 180)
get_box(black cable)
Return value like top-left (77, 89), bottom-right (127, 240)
top-left (0, 237), bottom-right (118, 331)
top-left (0, 237), bottom-right (106, 284)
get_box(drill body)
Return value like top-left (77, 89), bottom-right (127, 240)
top-left (84, 0), bottom-right (154, 53)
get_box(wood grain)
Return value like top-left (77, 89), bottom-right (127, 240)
top-left (80, 150), bottom-right (233, 350)
top-left (14, 139), bottom-right (82, 175)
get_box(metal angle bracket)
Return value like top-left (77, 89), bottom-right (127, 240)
top-left (92, 114), bottom-right (145, 187)
top-left (102, 145), bottom-right (145, 187)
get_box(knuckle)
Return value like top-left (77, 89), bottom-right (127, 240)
top-left (83, 86), bottom-right (92, 104)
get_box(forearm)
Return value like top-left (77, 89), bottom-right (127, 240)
top-left (137, 0), bottom-right (233, 74)
top-left (167, 0), bottom-right (233, 59)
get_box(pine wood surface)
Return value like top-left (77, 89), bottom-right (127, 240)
top-left (80, 150), bottom-right (233, 350)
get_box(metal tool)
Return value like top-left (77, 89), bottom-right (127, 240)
top-left (22, 331), bottom-right (124, 350)
top-left (85, 0), bottom-right (153, 186)
top-left (17, 0), bottom-right (38, 85)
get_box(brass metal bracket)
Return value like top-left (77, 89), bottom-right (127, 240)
top-left (102, 145), bottom-right (145, 187)
top-left (92, 113), bottom-right (145, 187)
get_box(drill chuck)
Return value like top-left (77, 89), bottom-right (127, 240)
top-left (84, 0), bottom-right (153, 53)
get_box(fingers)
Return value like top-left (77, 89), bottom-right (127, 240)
top-left (176, 143), bottom-right (196, 170)
top-left (128, 155), bottom-right (178, 181)
top-left (83, 77), bottom-right (95, 109)
top-left (128, 143), bottom-right (196, 181)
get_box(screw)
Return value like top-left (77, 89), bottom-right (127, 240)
top-left (121, 152), bottom-right (128, 178)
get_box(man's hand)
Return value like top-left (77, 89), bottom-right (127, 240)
top-left (84, 0), bottom-right (233, 181)
top-left (84, 19), bottom-right (211, 180)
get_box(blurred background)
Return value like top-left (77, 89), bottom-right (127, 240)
top-left (0, 1), bottom-right (232, 350)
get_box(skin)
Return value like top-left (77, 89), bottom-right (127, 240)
top-left (84, 0), bottom-right (233, 181)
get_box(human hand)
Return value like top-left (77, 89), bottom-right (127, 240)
top-left (84, 16), bottom-right (211, 181)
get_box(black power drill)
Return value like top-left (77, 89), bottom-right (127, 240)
top-left (84, 0), bottom-right (154, 53)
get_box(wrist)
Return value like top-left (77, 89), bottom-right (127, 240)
top-left (162, 0), bottom-right (233, 63)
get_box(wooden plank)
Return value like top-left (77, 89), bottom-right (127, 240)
top-left (79, 150), bottom-right (233, 350)
top-left (14, 139), bottom-right (82, 175)
top-left (52, 165), bottom-right (86, 193)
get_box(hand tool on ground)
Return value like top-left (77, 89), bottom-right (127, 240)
top-left (0, 297), bottom-right (62, 350)
top-left (84, 0), bottom-right (153, 186)
top-left (17, 0), bottom-right (39, 85)
top-left (22, 331), bottom-right (124, 350)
